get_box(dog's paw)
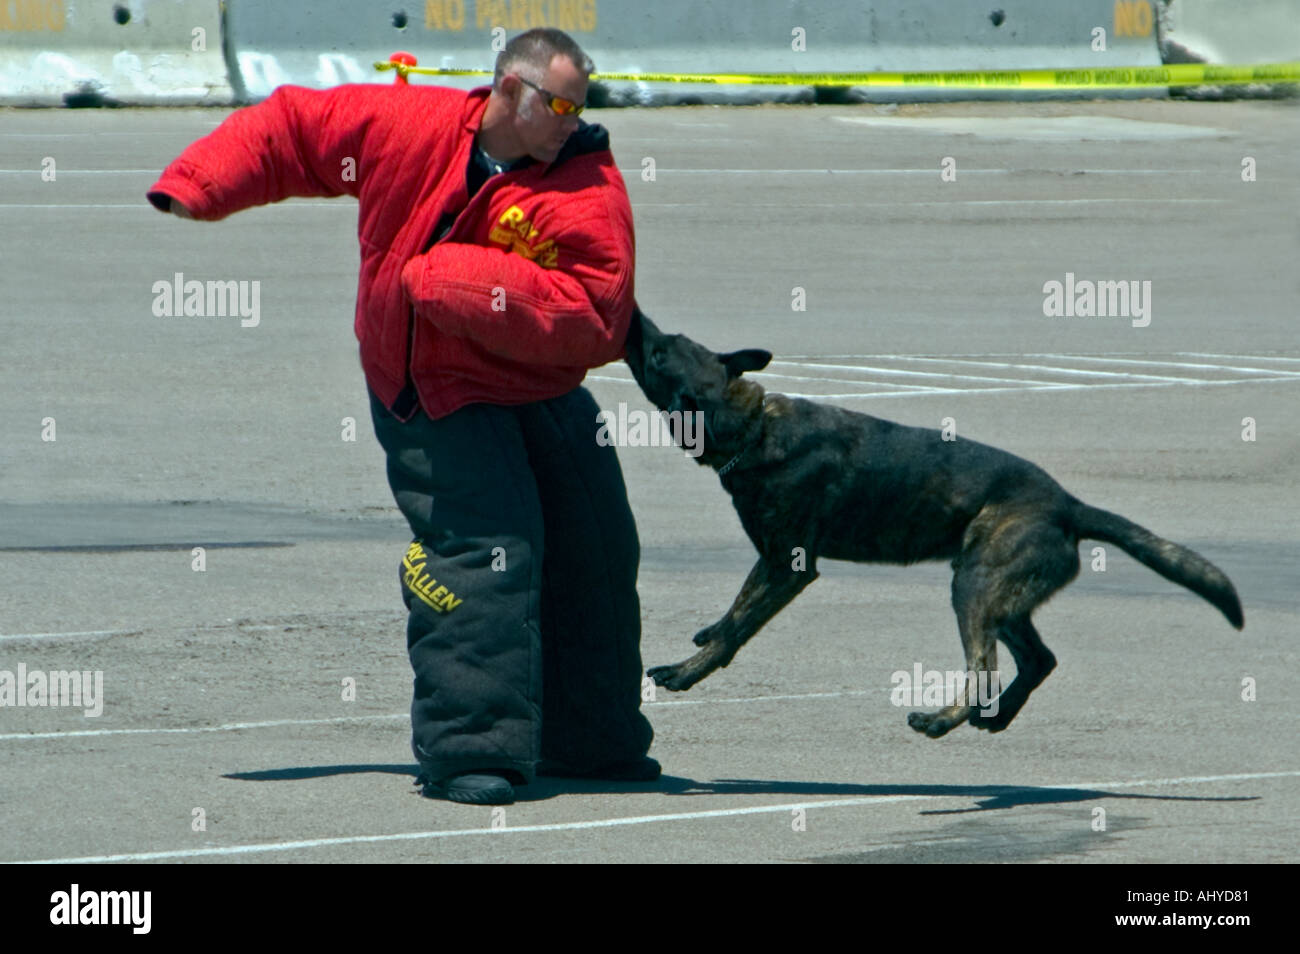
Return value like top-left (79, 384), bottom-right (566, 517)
top-left (907, 710), bottom-right (956, 739)
top-left (647, 663), bottom-right (696, 692)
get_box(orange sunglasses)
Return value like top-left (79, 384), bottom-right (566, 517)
top-left (516, 76), bottom-right (585, 116)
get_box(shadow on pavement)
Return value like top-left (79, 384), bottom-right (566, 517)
top-left (222, 765), bottom-right (1258, 811)
top-left (670, 777), bottom-right (1259, 813)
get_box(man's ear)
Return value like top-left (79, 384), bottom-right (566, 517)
top-left (495, 72), bottom-right (525, 106)
top-left (719, 349), bottom-right (772, 378)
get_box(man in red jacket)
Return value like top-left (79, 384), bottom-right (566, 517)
top-left (148, 28), bottom-right (656, 804)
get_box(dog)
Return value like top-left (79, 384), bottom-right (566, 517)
top-left (623, 308), bottom-right (1244, 738)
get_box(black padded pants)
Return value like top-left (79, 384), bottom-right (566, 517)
top-left (369, 386), bottom-right (654, 784)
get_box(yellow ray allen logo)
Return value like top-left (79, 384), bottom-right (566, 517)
top-left (488, 205), bottom-right (559, 268)
top-left (402, 541), bottom-right (465, 613)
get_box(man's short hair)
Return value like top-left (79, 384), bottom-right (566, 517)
top-left (493, 28), bottom-right (595, 86)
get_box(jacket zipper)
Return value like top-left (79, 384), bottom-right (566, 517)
top-left (393, 176), bottom-right (508, 421)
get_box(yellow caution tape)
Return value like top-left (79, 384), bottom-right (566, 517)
top-left (374, 60), bottom-right (1300, 89)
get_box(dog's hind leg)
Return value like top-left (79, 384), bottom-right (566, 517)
top-left (971, 524), bottom-right (1077, 732)
top-left (648, 557), bottom-right (818, 691)
top-left (907, 558), bottom-right (1000, 739)
top-left (909, 512), bottom-right (1078, 738)
top-left (970, 616), bottom-right (1056, 732)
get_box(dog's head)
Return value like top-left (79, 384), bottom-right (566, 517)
top-left (624, 307), bottom-right (773, 463)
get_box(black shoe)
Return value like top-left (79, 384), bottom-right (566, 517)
top-left (419, 771), bottom-right (516, 804)
top-left (537, 756), bottom-right (661, 781)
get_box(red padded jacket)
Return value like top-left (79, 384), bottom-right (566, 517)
top-left (146, 82), bottom-right (636, 420)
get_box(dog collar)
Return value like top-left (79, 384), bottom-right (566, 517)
top-left (716, 395), bottom-right (771, 477)
top-left (717, 446), bottom-right (747, 476)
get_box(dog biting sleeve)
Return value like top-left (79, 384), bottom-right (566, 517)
top-left (400, 182), bottom-right (635, 369)
top-left (401, 241), bottom-right (632, 369)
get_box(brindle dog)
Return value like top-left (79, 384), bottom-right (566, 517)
top-left (623, 309), bottom-right (1244, 737)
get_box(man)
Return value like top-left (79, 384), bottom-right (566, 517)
top-left (147, 28), bottom-right (656, 805)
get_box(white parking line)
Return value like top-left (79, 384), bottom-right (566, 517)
top-left (0, 714), bottom-right (407, 742)
top-left (14, 769), bottom-right (1298, 864)
top-left (889, 355), bottom-right (1209, 383)
top-left (770, 359), bottom-right (1078, 387)
top-left (0, 690), bottom-right (883, 742)
top-left (603, 353), bottom-right (1297, 382)
top-left (739, 371), bottom-right (931, 390)
top-left (0, 629), bottom-right (136, 642)
top-left (591, 373), bottom-right (1300, 399)
top-left (594, 352), bottom-right (1300, 400)
top-left (1176, 352), bottom-right (1300, 364)
top-left (1027, 353), bottom-right (1300, 377)
top-left (777, 376), bottom-right (1300, 399)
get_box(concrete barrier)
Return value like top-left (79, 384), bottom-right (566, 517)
top-left (224, 0), bottom-right (1165, 106)
top-left (224, 0), bottom-right (491, 102)
top-left (598, 1), bottom-right (1167, 104)
top-left (843, 0), bottom-right (1166, 102)
top-left (1158, 0), bottom-right (1300, 65)
top-left (0, 0), bottom-right (233, 106)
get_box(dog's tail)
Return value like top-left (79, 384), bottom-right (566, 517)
top-left (1071, 502), bottom-right (1244, 629)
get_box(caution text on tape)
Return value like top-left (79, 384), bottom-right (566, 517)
top-left (374, 60), bottom-right (1300, 89)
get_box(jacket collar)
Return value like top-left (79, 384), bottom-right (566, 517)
top-left (549, 120), bottom-right (609, 173)
top-left (462, 86), bottom-right (492, 133)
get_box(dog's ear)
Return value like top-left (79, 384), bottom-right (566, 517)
top-left (631, 306), bottom-right (662, 338)
top-left (719, 349), bottom-right (772, 378)
top-left (626, 305), bottom-right (664, 351)
top-left (624, 307), bottom-right (645, 353)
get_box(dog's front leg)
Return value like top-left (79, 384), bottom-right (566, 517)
top-left (689, 563), bottom-right (769, 647)
top-left (649, 557), bottom-right (818, 691)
